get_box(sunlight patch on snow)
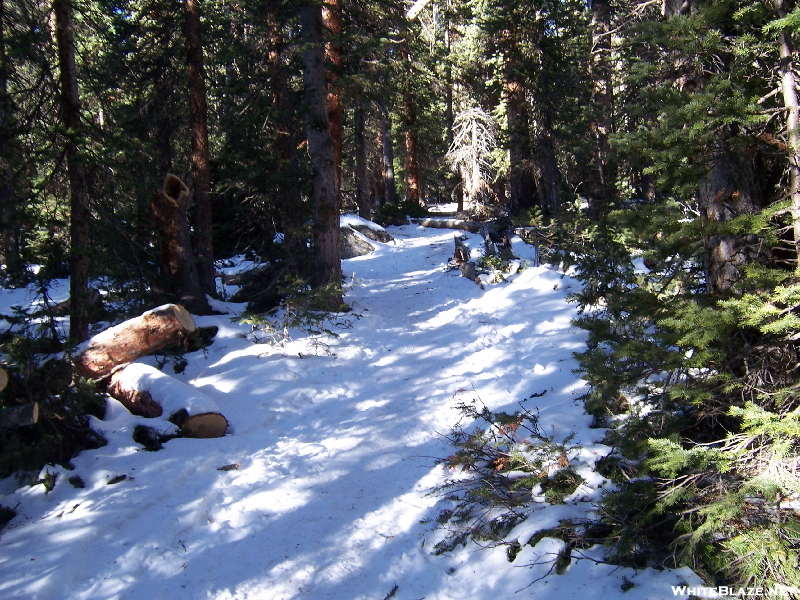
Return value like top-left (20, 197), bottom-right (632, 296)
top-left (533, 313), bottom-right (574, 334)
top-left (355, 399), bottom-right (389, 410)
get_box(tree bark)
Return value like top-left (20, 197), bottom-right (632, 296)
top-left (380, 99), bottom-right (396, 205)
top-left (354, 96), bottom-right (370, 219)
top-left (301, 2), bottom-right (342, 308)
top-left (698, 135), bottom-right (760, 293)
top-left (108, 374), bottom-right (163, 418)
top-left (0, 0), bottom-right (21, 277)
top-left (53, 0), bottom-right (91, 344)
top-left (151, 175), bottom-right (211, 314)
top-left (444, 5), bottom-right (454, 150)
top-left (108, 363), bottom-right (227, 438)
top-left (503, 39), bottom-right (537, 213)
top-left (403, 88), bottom-right (422, 206)
top-left (775, 0), bottom-right (800, 270)
top-left (587, 0), bottom-right (616, 216)
top-left (528, 17), bottom-right (562, 215)
top-left (184, 0), bottom-right (215, 296)
top-left (75, 303), bottom-right (197, 379)
top-left (323, 0), bottom-right (344, 192)
top-left (266, 4), bottom-right (302, 251)
top-left (401, 40), bottom-right (423, 207)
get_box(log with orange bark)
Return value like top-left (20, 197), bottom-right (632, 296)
top-left (108, 363), bottom-right (228, 439)
top-left (74, 304), bottom-right (197, 379)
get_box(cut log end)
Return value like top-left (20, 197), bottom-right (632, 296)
top-left (181, 412), bottom-right (228, 439)
top-left (161, 304), bottom-right (196, 333)
top-left (0, 402), bottom-right (39, 430)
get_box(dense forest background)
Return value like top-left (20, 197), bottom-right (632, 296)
top-left (4, 0), bottom-right (800, 592)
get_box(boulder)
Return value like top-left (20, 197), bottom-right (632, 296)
top-left (350, 223), bottom-right (393, 243)
top-left (341, 226), bottom-right (376, 258)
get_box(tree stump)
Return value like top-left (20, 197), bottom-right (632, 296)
top-left (152, 174), bottom-right (212, 315)
top-left (453, 235), bottom-right (480, 284)
top-left (74, 304), bottom-right (197, 379)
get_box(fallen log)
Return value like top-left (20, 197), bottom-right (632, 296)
top-left (412, 217), bottom-right (483, 233)
top-left (75, 304), bottom-right (197, 379)
top-left (108, 372), bottom-right (163, 418)
top-left (0, 402), bottom-right (39, 430)
top-left (108, 363), bottom-right (228, 439)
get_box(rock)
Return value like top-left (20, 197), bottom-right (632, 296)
top-left (350, 224), bottom-right (393, 243)
top-left (341, 226), bottom-right (376, 258)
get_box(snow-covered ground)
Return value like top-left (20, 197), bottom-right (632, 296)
top-left (0, 223), bottom-right (703, 599)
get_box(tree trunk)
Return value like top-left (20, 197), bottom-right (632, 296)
top-left (401, 41), bottom-right (423, 207)
top-left (503, 44), bottom-right (537, 213)
top-left (184, 0), bottom-right (215, 296)
top-left (531, 115), bottom-right (561, 215)
top-left (662, 0), bottom-right (697, 17)
top-left (53, 0), bottom-right (91, 344)
top-left (403, 88), bottom-right (422, 206)
top-left (75, 303), bottom-right (197, 379)
top-left (0, 0), bottom-right (21, 277)
top-left (151, 174), bottom-right (211, 314)
top-left (775, 0), bottom-right (800, 270)
top-left (444, 8), bottom-right (454, 150)
top-left (380, 99), bottom-right (397, 205)
top-left (266, 4), bottom-right (301, 251)
top-left (528, 18), bottom-right (562, 216)
top-left (354, 96), bottom-right (370, 219)
top-left (323, 0), bottom-right (344, 192)
top-left (301, 2), bottom-right (342, 308)
top-left (699, 136), bottom-right (760, 293)
top-left (587, 0), bottom-right (616, 216)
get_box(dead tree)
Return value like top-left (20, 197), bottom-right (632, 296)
top-left (151, 174), bottom-right (211, 314)
top-left (453, 235), bottom-right (479, 283)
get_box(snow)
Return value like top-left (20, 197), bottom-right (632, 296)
top-left (0, 224), bottom-right (705, 599)
top-left (340, 214), bottom-right (389, 235)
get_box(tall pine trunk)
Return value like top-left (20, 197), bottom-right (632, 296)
top-left (380, 100), bottom-right (396, 205)
top-left (184, 0), bottom-right (215, 296)
top-left (587, 0), bottom-right (615, 216)
top-left (354, 96), bottom-right (370, 219)
top-left (0, 0), bottom-right (21, 277)
top-left (323, 0), bottom-right (344, 193)
top-left (301, 2), bottom-right (342, 308)
top-left (403, 88), bottom-right (422, 207)
top-left (53, 0), bottom-right (91, 343)
top-left (699, 134), bottom-right (760, 293)
top-left (401, 40), bottom-right (423, 207)
top-left (266, 4), bottom-right (300, 251)
top-left (504, 53), bottom-right (537, 213)
top-left (529, 18), bottom-right (562, 215)
top-left (444, 8), bottom-right (454, 151)
top-left (774, 0), bottom-right (800, 270)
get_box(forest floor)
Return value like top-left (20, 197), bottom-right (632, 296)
top-left (0, 221), bottom-right (704, 599)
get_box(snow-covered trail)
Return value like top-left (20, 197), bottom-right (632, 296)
top-left (0, 224), bottom-right (703, 599)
